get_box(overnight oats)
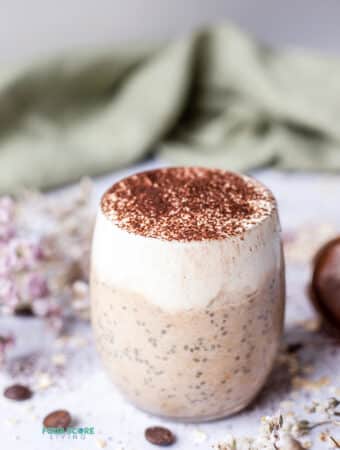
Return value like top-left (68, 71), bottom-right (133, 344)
top-left (91, 167), bottom-right (285, 421)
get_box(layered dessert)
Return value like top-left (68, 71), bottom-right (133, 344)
top-left (91, 167), bottom-right (285, 421)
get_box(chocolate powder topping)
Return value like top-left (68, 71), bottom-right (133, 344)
top-left (101, 167), bottom-right (275, 241)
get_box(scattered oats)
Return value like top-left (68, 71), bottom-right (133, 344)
top-left (320, 431), bottom-right (329, 442)
top-left (55, 335), bottom-right (70, 347)
top-left (280, 401), bottom-right (295, 410)
top-left (304, 403), bottom-right (316, 414)
top-left (96, 439), bottom-right (107, 448)
top-left (192, 429), bottom-right (207, 443)
top-left (211, 401), bottom-right (340, 450)
top-left (301, 439), bottom-right (312, 448)
top-left (51, 353), bottom-right (66, 366)
top-left (71, 281), bottom-right (90, 319)
top-left (301, 365), bottom-right (315, 375)
top-left (36, 372), bottom-right (54, 390)
top-left (23, 406), bottom-right (38, 419)
top-left (69, 335), bottom-right (87, 348)
top-left (292, 376), bottom-right (330, 391)
top-left (212, 434), bottom-right (236, 450)
top-left (72, 280), bottom-right (88, 298)
top-left (277, 351), bottom-right (300, 375)
top-left (278, 436), bottom-right (304, 449)
top-left (23, 404), bottom-right (35, 413)
top-left (212, 444), bottom-right (232, 450)
top-left (290, 392), bottom-right (300, 400)
top-left (4, 418), bottom-right (19, 426)
top-left (55, 334), bottom-right (87, 348)
top-left (334, 388), bottom-right (340, 397)
top-left (296, 317), bottom-right (322, 333)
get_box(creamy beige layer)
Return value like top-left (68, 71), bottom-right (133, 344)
top-left (91, 266), bottom-right (285, 421)
top-left (92, 210), bottom-right (282, 312)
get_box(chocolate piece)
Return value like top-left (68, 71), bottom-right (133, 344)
top-left (145, 426), bottom-right (176, 446)
top-left (286, 342), bottom-right (303, 353)
top-left (14, 305), bottom-right (34, 317)
top-left (43, 410), bottom-right (71, 429)
top-left (102, 167), bottom-right (275, 241)
top-left (4, 384), bottom-right (32, 401)
top-left (310, 236), bottom-right (340, 335)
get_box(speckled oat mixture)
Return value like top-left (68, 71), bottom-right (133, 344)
top-left (91, 269), bottom-right (285, 421)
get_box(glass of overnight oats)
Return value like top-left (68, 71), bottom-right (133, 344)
top-left (91, 167), bottom-right (285, 422)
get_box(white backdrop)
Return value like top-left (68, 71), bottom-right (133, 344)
top-left (1, 0), bottom-right (340, 64)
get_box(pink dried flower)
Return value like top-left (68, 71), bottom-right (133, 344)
top-left (46, 313), bottom-right (64, 333)
top-left (0, 277), bottom-right (18, 308)
top-left (0, 334), bottom-right (14, 364)
top-left (0, 223), bottom-right (16, 242)
top-left (7, 238), bottom-right (43, 271)
top-left (31, 298), bottom-right (51, 317)
top-left (22, 272), bottom-right (49, 301)
top-left (0, 196), bottom-right (15, 222)
top-left (0, 252), bottom-right (14, 276)
top-left (33, 299), bottom-right (64, 332)
top-left (0, 182), bottom-right (93, 332)
top-left (0, 196), bottom-right (16, 243)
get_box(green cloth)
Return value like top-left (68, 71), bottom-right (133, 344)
top-left (1, 24), bottom-right (340, 193)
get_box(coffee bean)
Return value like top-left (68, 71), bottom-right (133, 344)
top-left (14, 305), bottom-right (34, 317)
top-left (145, 426), bottom-right (175, 446)
top-left (286, 342), bottom-right (303, 353)
top-left (43, 410), bottom-right (71, 429)
top-left (4, 384), bottom-right (32, 401)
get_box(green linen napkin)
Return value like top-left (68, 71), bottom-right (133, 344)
top-left (1, 24), bottom-right (340, 193)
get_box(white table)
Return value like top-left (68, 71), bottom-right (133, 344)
top-left (1, 164), bottom-right (340, 450)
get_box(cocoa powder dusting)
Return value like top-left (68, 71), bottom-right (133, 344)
top-left (101, 167), bottom-right (275, 241)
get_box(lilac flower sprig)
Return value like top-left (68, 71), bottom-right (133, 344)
top-left (0, 195), bottom-right (50, 315)
top-left (0, 180), bottom-right (94, 332)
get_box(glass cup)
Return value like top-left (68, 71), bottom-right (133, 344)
top-left (91, 167), bottom-right (285, 422)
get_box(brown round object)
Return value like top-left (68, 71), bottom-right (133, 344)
top-left (145, 426), bottom-right (176, 446)
top-left (310, 236), bottom-right (340, 335)
top-left (43, 410), bottom-right (71, 429)
top-left (4, 384), bottom-right (32, 401)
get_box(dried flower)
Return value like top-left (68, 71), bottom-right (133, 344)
top-left (212, 399), bottom-right (340, 450)
top-left (0, 179), bottom-right (94, 332)
top-left (0, 334), bottom-right (14, 365)
top-left (329, 436), bottom-right (340, 448)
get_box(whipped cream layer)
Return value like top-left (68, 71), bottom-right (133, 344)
top-left (91, 208), bottom-right (281, 312)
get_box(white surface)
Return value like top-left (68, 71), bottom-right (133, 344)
top-left (1, 163), bottom-right (340, 449)
top-left (1, 1), bottom-right (340, 64)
